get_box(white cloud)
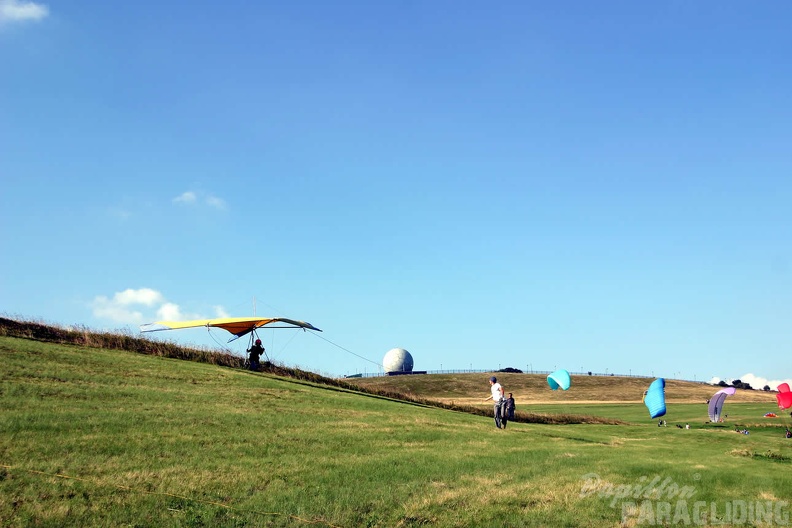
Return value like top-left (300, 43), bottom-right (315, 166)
top-left (156, 302), bottom-right (182, 321)
top-left (708, 373), bottom-right (792, 392)
top-left (91, 288), bottom-right (165, 324)
top-left (0, 0), bottom-right (49, 23)
top-left (173, 191), bottom-right (197, 205)
top-left (91, 295), bottom-right (146, 324)
top-left (214, 305), bottom-right (229, 318)
top-left (92, 288), bottom-right (208, 326)
top-left (114, 288), bottom-right (164, 307)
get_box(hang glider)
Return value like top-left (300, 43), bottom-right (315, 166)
top-left (139, 316), bottom-right (321, 342)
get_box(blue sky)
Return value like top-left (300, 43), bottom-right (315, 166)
top-left (2, 1), bottom-right (790, 388)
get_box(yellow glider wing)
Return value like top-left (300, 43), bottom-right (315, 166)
top-left (140, 316), bottom-right (321, 342)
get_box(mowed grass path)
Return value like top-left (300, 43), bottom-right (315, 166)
top-left (2, 336), bottom-right (790, 527)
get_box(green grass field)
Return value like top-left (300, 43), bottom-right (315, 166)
top-left (2, 334), bottom-right (791, 527)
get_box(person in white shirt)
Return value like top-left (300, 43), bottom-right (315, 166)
top-left (484, 376), bottom-right (506, 429)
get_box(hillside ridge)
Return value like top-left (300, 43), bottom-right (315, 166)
top-left (0, 317), bottom-right (623, 425)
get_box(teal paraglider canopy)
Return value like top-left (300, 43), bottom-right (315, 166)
top-left (547, 369), bottom-right (571, 390)
top-left (644, 378), bottom-right (667, 419)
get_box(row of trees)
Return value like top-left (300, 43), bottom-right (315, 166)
top-left (716, 379), bottom-right (774, 391)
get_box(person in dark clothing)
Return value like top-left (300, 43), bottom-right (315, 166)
top-left (247, 339), bottom-right (265, 371)
top-left (504, 393), bottom-right (515, 421)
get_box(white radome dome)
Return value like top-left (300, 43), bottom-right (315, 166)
top-left (383, 348), bottom-right (413, 373)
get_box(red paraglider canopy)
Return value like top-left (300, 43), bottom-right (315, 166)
top-left (777, 383), bottom-right (792, 410)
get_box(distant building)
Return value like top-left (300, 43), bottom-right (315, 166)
top-left (383, 348), bottom-right (413, 373)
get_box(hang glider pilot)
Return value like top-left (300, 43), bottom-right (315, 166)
top-left (248, 339), bottom-right (265, 371)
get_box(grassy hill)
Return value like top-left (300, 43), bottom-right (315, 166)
top-left (2, 321), bottom-right (791, 527)
top-left (344, 371), bottom-right (777, 406)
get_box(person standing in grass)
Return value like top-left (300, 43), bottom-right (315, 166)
top-left (484, 376), bottom-right (506, 429)
top-left (247, 339), bottom-right (265, 371)
top-left (504, 392), bottom-right (515, 421)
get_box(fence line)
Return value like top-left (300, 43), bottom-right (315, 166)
top-left (344, 369), bottom-right (707, 384)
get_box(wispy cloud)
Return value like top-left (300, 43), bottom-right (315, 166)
top-left (0, 0), bottom-right (49, 23)
top-left (172, 190), bottom-right (226, 210)
top-left (173, 191), bottom-right (197, 205)
top-left (205, 195), bottom-right (226, 210)
top-left (107, 206), bottom-right (131, 220)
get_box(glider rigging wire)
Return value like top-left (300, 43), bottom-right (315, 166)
top-left (203, 322), bottom-right (309, 364)
top-left (206, 327), bottom-right (234, 353)
top-left (308, 331), bottom-right (383, 369)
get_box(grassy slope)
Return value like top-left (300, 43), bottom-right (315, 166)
top-left (2, 336), bottom-right (791, 527)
